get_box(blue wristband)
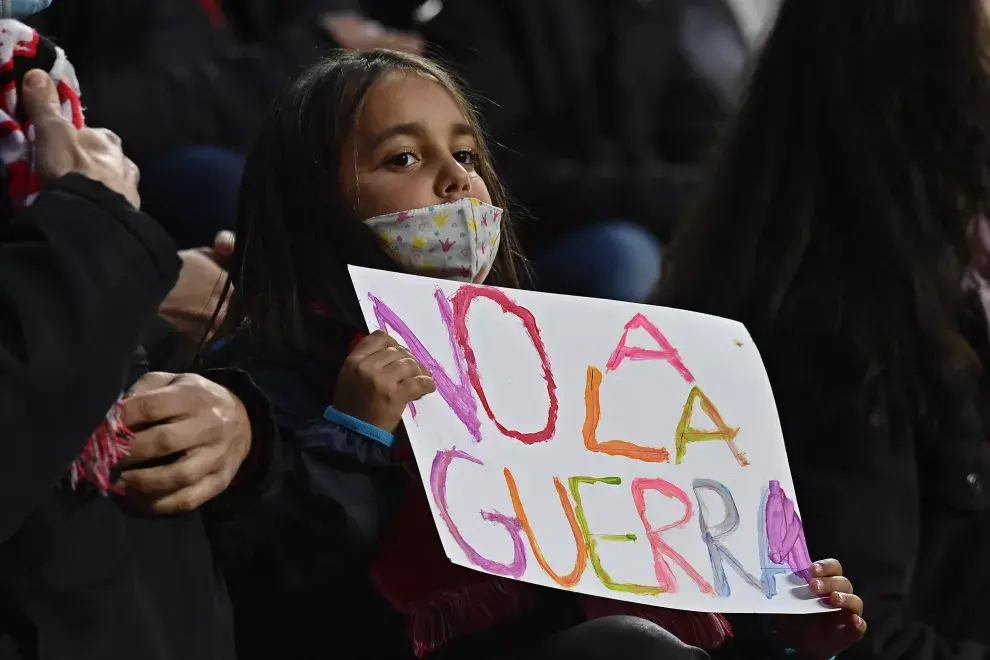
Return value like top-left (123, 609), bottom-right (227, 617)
top-left (323, 405), bottom-right (395, 447)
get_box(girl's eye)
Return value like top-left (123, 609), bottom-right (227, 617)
top-left (387, 152), bottom-right (419, 168)
top-left (453, 149), bottom-right (478, 167)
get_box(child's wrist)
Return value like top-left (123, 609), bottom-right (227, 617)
top-left (323, 405), bottom-right (395, 447)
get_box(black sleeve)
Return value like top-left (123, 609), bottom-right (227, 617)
top-left (771, 349), bottom-right (990, 660)
top-left (199, 367), bottom-right (282, 575)
top-left (0, 174), bottom-right (180, 542)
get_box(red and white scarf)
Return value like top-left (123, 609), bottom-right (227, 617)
top-left (0, 20), bottom-right (83, 206)
top-left (0, 20), bottom-right (132, 492)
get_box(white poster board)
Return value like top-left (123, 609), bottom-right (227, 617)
top-left (349, 266), bottom-right (825, 614)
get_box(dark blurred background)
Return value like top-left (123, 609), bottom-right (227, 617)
top-left (28, 0), bottom-right (779, 302)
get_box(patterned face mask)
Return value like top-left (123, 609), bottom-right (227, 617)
top-left (363, 197), bottom-right (502, 283)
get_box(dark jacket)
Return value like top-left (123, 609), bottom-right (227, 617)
top-left (735, 308), bottom-right (990, 660)
top-left (209, 343), bottom-right (414, 660)
top-left (211, 347), bottom-right (596, 660)
top-left (0, 175), bottom-right (279, 660)
top-left (412, 0), bottom-right (749, 245)
top-left (28, 0), bottom-right (354, 161)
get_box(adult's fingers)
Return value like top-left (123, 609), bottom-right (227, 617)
top-left (138, 472), bottom-right (227, 515)
top-left (22, 70), bottom-right (63, 123)
top-left (119, 383), bottom-right (200, 435)
top-left (119, 445), bottom-right (224, 495)
top-left (77, 127), bottom-right (120, 150)
top-left (22, 70), bottom-right (75, 177)
top-left (213, 231), bottom-right (236, 268)
top-left (116, 418), bottom-right (206, 468)
top-left (100, 128), bottom-right (122, 146)
top-left (811, 559), bottom-right (843, 577)
top-left (385, 31), bottom-right (424, 55)
top-left (128, 157), bottom-right (141, 185)
top-left (125, 372), bottom-right (178, 398)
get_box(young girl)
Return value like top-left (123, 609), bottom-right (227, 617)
top-left (209, 50), bottom-right (863, 660)
top-left (663, 0), bottom-right (990, 659)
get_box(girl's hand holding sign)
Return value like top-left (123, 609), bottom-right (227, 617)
top-left (334, 330), bottom-right (435, 433)
top-left (775, 559), bottom-right (866, 659)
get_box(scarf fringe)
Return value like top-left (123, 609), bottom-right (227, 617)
top-left (68, 400), bottom-right (132, 494)
top-left (408, 576), bottom-right (538, 657)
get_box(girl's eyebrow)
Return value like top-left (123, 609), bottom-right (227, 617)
top-left (451, 122), bottom-right (474, 138)
top-left (370, 121), bottom-right (475, 149)
top-left (371, 122), bottom-right (422, 149)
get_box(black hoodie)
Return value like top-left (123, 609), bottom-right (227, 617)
top-left (0, 174), bottom-right (277, 660)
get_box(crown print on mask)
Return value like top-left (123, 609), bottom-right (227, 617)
top-left (364, 197), bottom-right (503, 282)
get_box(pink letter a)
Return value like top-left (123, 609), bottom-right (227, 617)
top-left (606, 314), bottom-right (694, 382)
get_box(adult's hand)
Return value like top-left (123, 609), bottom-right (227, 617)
top-left (117, 372), bottom-right (252, 514)
top-left (160, 231), bottom-right (235, 350)
top-left (319, 13), bottom-right (423, 55)
top-left (22, 69), bottom-right (141, 208)
top-left (212, 229), bottom-right (236, 269)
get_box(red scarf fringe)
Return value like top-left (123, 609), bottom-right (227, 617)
top-left (68, 400), bottom-right (133, 494)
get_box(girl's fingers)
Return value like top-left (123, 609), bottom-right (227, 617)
top-left (348, 330), bottom-right (397, 361)
top-left (829, 592), bottom-right (864, 616)
top-left (381, 356), bottom-right (423, 382)
top-left (362, 344), bottom-right (413, 371)
top-left (853, 615), bottom-right (868, 633)
top-left (811, 559), bottom-right (843, 577)
top-left (825, 614), bottom-right (868, 657)
top-left (400, 374), bottom-right (436, 402)
top-left (811, 576), bottom-right (853, 596)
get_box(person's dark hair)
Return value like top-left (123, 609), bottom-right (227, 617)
top-left (661, 0), bottom-right (990, 436)
top-left (211, 49), bottom-right (527, 363)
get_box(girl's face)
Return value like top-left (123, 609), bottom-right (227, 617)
top-left (341, 72), bottom-right (492, 219)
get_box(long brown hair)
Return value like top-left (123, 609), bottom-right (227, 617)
top-left (662, 0), bottom-right (990, 437)
top-left (210, 50), bottom-right (528, 363)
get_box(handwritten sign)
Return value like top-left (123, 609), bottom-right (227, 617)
top-left (350, 266), bottom-right (824, 614)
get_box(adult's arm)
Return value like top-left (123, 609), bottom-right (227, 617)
top-left (0, 174), bottom-right (179, 541)
top-left (769, 342), bottom-right (990, 660)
